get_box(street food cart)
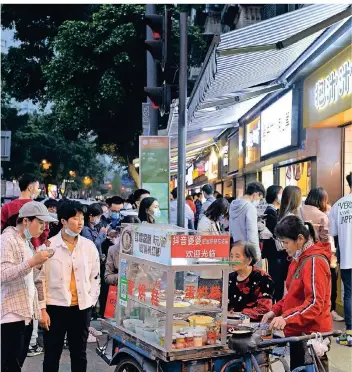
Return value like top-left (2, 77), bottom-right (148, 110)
top-left (96, 223), bottom-right (339, 372)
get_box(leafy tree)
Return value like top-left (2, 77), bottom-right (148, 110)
top-left (1, 4), bottom-right (207, 185)
top-left (1, 99), bottom-right (107, 192)
top-left (111, 173), bottom-right (122, 195)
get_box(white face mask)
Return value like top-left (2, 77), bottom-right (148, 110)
top-left (277, 194), bottom-right (282, 204)
top-left (252, 199), bottom-right (260, 207)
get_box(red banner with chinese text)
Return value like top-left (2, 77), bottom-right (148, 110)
top-left (170, 234), bottom-right (230, 259)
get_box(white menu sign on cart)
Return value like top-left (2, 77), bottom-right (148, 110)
top-left (261, 90), bottom-right (293, 157)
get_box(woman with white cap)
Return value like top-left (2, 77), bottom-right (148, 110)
top-left (1, 201), bottom-right (57, 372)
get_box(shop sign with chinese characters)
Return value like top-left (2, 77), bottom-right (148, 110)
top-left (170, 234), bottom-right (230, 259)
top-left (303, 45), bottom-right (352, 128)
top-left (120, 224), bottom-right (171, 264)
top-left (260, 90), bottom-right (293, 157)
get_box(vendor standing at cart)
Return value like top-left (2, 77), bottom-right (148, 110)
top-left (228, 241), bottom-right (274, 322)
top-left (261, 216), bottom-right (332, 371)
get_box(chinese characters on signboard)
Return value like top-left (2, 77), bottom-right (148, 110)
top-left (315, 60), bottom-right (352, 110)
top-left (260, 90), bottom-right (293, 157)
top-left (140, 136), bottom-right (170, 223)
top-left (171, 234), bottom-right (230, 259)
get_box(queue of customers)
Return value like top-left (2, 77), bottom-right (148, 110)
top-left (1, 173), bottom-right (352, 372)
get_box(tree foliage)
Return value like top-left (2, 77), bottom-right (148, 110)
top-left (1, 98), bottom-right (107, 188)
top-left (1, 4), bottom-right (208, 182)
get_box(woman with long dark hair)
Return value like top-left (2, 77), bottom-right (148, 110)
top-left (197, 197), bottom-right (229, 233)
top-left (278, 185), bottom-right (302, 220)
top-left (262, 216), bottom-right (332, 371)
top-left (138, 197), bottom-right (160, 224)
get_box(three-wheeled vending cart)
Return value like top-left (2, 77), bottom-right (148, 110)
top-left (96, 223), bottom-right (268, 371)
top-left (96, 223), bottom-right (337, 372)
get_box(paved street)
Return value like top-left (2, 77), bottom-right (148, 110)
top-left (23, 321), bottom-right (351, 372)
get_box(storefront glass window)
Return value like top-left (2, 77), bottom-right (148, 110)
top-left (279, 161), bottom-right (312, 198)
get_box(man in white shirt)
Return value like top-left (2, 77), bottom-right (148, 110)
top-left (1, 202), bottom-right (56, 372)
top-left (39, 200), bottom-right (100, 372)
top-left (329, 172), bottom-right (352, 346)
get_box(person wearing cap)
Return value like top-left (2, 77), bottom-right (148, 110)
top-left (1, 201), bottom-right (57, 372)
top-left (38, 200), bottom-right (100, 372)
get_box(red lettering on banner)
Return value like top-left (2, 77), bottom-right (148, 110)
top-left (128, 280), bottom-right (134, 296)
top-left (170, 234), bottom-right (230, 258)
top-left (208, 285), bottom-right (222, 301)
top-left (138, 284), bottom-right (146, 302)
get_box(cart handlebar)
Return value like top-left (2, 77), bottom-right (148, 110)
top-left (257, 330), bottom-right (342, 348)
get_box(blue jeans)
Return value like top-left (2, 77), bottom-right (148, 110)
top-left (341, 268), bottom-right (352, 330)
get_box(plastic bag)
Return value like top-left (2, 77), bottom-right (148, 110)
top-left (307, 333), bottom-right (330, 357)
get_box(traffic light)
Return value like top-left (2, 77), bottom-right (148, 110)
top-left (144, 9), bottom-right (171, 71)
top-left (144, 7), bottom-right (172, 116)
top-left (144, 83), bottom-right (171, 116)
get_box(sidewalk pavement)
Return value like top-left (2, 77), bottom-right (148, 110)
top-left (23, 320), bottom-right (351, 372)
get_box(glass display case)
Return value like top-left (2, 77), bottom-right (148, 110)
top-left (116, 223), bottom-right (231, 355)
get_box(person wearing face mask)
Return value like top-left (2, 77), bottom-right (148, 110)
top-left (38, 200), bottom-right (100, 372)
top-left (261, 185), bottom-right (288, 302)
top-left (229, 182), bottom-right (266, 267)
top-left (198, 198), bottom-right (230, 287)
top-left (98, 196), bottom-right (124, 319)
top-left (262, 216), bottom-right (332, 371)
top-left (228, 240), bottom-right (274, 322)
top-left (138, 197), bottom-right (161, 224)
top-left (1, 201), bottom-right (56, 372)
top-left (81, 203), bottom-right (107, 260)
top-left (105, 214), bottom-right (141, 286)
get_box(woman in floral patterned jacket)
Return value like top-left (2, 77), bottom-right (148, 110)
top-left (228, 240), bottom-right (274, 322)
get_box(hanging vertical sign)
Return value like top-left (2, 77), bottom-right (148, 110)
top-left (140, 136), bottom-right (170, 223)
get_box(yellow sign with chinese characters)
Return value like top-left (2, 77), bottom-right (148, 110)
top-left (303, 45), bottom-right (352, 128)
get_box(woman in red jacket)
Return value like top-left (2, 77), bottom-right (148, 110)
top-left (262, 215), bottom-right (332, 371)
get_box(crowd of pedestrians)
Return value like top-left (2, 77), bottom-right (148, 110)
top-left (1, 172), bottom-right (352, 371)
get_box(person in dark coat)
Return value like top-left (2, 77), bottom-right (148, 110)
top-left (262, 185), bottom-right (289, 302)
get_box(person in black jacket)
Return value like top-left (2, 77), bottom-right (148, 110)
top-left (262, 185), bottom-right (289, 302)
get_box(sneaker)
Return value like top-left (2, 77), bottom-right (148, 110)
top-left (331, 310), bottom-right (344, 322)
top-left (87, 334), bottom-right (97, 343)
top-left (336, 331), bottom-right (352, 347)
top-left (27, 344), bottom-right (44, 357)
top-left (89, 326), bottom-right (103, 337)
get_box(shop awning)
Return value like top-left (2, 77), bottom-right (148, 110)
top-left (187, 4), bottom-right (351, 122)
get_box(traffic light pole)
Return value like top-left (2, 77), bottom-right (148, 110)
top-left (176, 12), bottom-right (187, 229)
top-left (146, 4), bottom-right (159, 135)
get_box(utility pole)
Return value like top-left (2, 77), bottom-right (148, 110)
top-left (176, 12), bottom-right (187, 228)
top-left (146, 4), bottom-right (159, 135)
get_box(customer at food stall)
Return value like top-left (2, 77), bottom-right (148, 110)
top-left (228, 240), bottom-right (274, 322)
top-left (39, 200), bottom-right (100, 372)
top-left (105, 214), bottom-right (140, 286)
top-left (262, 216), bottom-right (332, 371)
top-left (278, 185), bottom-right (302, 220)
top-left (261, 185), bottom-right (288, 302)
top-left (198, 198), bottom-right (230, 288)
top-left (138, 197), bottom-right (160, 224)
